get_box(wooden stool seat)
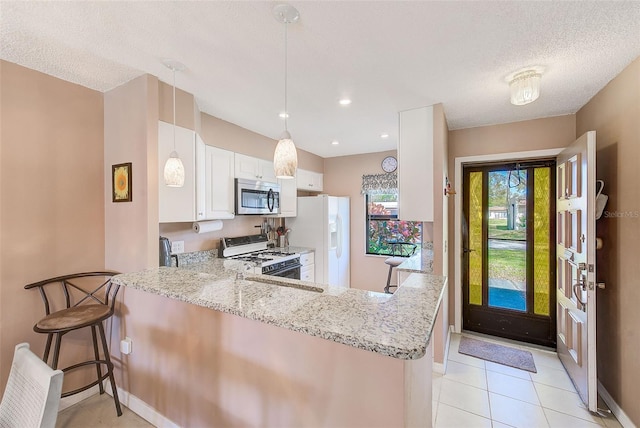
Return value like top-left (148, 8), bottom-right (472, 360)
top-left (25, 271), bottom-right (122, 417)
top-left (35, 305), bottom-right (111, 333)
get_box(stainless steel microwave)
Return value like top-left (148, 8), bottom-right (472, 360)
top-left (235, 178), bottom-right (280, 215)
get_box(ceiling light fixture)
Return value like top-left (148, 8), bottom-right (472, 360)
top-left (339, 98), bottom-right (352, 106)
top-left (331, 140), bottom-right (339, 145)
top-left (509, 69), bottom-right (542, 106)
top-left (279, 112), bottom-right (289, 118)
top-left (163, 60), bottom-right (186, 187)
top-left (273, 4), bottom-right (300, 180)
top-left (380, 133), bottom-right (389, 139)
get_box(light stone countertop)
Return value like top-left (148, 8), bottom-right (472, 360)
top-left (112, 258), bottom-right (446, 360)
top-left (268, 246), bottom-right (314, 255)
top-left (397, 249), bottom-right (434, 274)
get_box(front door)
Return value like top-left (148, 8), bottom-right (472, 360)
top-left (463, 160), bottom-right (556, 347)
top-left (555, 131), bottom-right (597, 411)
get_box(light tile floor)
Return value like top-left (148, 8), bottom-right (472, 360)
top-left (433, 333), bottom-right (623, 428)
top-left (56, 393), bottom-right (152, 428)
top-left (56, 333), bottom-right (624, 428)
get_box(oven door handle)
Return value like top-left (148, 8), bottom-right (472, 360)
top-left (267, 263), bottom-right (301, 276)
top-left (267, 188), bottom-right (274, 212)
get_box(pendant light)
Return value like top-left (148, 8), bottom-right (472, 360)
top-left (163, 60), bottom-right (186, 187)
top-left (273, 4), bottom-right (299, 179)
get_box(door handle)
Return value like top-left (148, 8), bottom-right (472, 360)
top-left (572, 275), bottom-right (588, 307)
top-left (267, 189), bottom-right (274, 212)
top-left (462, 248), bottom-right (475, 254)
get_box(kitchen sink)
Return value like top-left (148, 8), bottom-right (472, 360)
top-left (246, 276), bottom-right (324, 293)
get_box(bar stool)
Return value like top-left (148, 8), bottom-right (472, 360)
top-left (383, 242), bottom-right (418, 294)
top-left (24, 271), bottom-right (123, 416)
top-left (384, 256), bottom-right (406, 294)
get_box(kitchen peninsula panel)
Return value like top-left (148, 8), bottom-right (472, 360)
top-left (112, 259), bottom-right (446, 360)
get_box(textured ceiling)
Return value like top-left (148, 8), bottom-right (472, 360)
top-left (2, 1), bottom-right (639, 158)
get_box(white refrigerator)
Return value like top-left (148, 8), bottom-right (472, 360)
top-left (287, 195), bottom-right (350, 287)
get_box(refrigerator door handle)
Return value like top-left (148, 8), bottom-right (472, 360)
top-left (336, 214), bottom-right (342, 258)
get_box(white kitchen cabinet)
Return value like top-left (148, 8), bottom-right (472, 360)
top-left (158, 121), bottom-right (205, 223)
top-left (277, 177), bottom-right (297, 217)
top-left (235, 153), bottom-right (277, 184)
top-left (204, 144), bottom-right (235, 219)
top-left (296, 169), bottom-right (323, 192)
top-left (398, 105), bottom-right (434, 221)
top-left (300, 251), bottom-right (315, 282)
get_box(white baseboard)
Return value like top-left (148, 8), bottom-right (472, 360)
top-left (58, 385), bottom-right (102, 412)
top-left (103, 382), bottom-right (180, 428)
top-left (598, 380), bottom-right (637, 428)
top-left (433, 325), bottom-right (453, 374)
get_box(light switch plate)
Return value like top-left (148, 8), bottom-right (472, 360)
top-left (171, 240), bottom-right (184, 254)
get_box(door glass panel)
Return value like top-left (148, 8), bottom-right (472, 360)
top-left (468, 171), bottom-right (483, 305)
top-left (488, 170), bottom-right (527, 311)
top-left (534, 167), bottom-right (551, 315)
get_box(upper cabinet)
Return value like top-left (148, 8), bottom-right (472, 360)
top-left (158, 121), bottom-right (235, 222)
top-left (296, 169), bottom-right (323, 192)
top-left (277, 177), bottom-right (297, 217)
top-left (398, 105), bottom-right (439, 221)
top-left (204, 144), bottom-right (235, 220)
top-left (234, 153), bottom-right (277, 184)
top-left (158, 121), bottom-right (203, 223)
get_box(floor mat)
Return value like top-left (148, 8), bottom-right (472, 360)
top-left (458, 336), bottom-right (537, 373)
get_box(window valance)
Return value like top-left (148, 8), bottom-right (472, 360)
top-left (361, 173), bottom-right (397, 195)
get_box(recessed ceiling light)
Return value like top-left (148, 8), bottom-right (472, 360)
top-left (279, 112), bottom-right (289, 118)
top-left (380, 133), bottom-right (389, 139)
top-left (338, 98), bottom-right (351, 106)
top-left (331, 140), bottom-right (339, 145)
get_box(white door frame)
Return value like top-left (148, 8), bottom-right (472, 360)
top-left (453, 148), bottom-right (564, 333)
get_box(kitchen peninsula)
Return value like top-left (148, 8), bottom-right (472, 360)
top-left (112, 255), bottom-right (446, 427)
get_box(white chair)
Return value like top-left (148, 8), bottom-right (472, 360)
top-left (0, 343), bottom-right (63, 428)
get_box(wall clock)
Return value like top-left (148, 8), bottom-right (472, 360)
top-left (381, 156), bottom-right (397, 173)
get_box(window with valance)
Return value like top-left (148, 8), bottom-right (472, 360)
top-left (361, 173), bottom-right (422, 256)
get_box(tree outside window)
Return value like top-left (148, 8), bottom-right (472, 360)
top-left (366, 193), bottom-right (422, 256)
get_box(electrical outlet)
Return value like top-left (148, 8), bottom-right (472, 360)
top-left (171, 240), bottom-right (184, 254)
top-left (120, 337), bottom-right (133, 355)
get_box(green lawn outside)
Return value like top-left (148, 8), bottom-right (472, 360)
top-left (488, 248), bottom-right (526, 281)
top-left (488, 218), bottom-right (526, 241)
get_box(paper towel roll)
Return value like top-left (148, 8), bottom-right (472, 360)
top-left (193, 220), bottom-right (223, 234)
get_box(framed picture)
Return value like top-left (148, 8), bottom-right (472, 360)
top-left (112, 162), bottom-right (132, 202)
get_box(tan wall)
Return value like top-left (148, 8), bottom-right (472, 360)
top-left (576, 57), bottom-right (640, 425)
top-left (0, 61), bottom-right (105, 394)
top-left (105, 74), bottom-right (159, 273)
top-left (158, 81), bottom-right (196, 131)
top-left (323, 150), bottom-right (397, 291)
top-left (446, 115), bottom-right (576, 323)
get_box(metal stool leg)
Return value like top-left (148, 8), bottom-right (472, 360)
top-left (42, 333), bottom-right (53, 364)
top-left (91, 325), bottom-right (105, 394)
top-left (51, 333), bottom-right (62, 370)
top-left (384, 265), bottom-right (396, 294)
top-left (98, 322), bottom-right (122, 416)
